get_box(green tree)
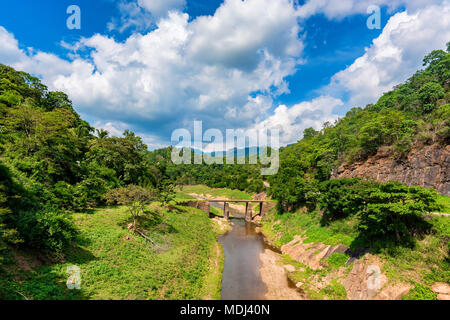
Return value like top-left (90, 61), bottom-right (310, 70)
top-left (419, 82), bottom-right (445, 113)
top-left (105, 185), bottom-right (156, 231)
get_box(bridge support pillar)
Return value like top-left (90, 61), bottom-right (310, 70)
top-left (224, 202), bottom-right (230, 220)
top-left (245, 202), bottom-right (250, 221)
top-left (259, 202), bottom-right (264, 217)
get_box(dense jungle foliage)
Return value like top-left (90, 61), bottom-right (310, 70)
top-left (149, 47), bottom-right (449, 208)
top-left (269, 46), bottom-right (450, 213)
top-left (0, 64), bottom-right (172, 257)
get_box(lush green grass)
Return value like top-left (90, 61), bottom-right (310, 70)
top-left (320, 280), bottom-right (348, 300)
top-left (174, 192), bottom-right (196, 201)
top-left (326, 252), bottom-right (350, 270)
top-left (0, 204), bottom-right (224, 300)
top-left (402, 283), bottom-right (438, 300)
top-left (379, 215), bottom-right (449, 288)
top-left (261, 210), bottom-right (359, 247)
top-left (436, 195), bottom-right (450, 214)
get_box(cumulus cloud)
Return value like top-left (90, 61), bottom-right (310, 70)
top-left (94, 120), bottom-right (166, 149)
top-left (0, 0), bottom-right (304, 147)
top-left (0, 27), bottom-right (73, 83)
top-left (251, 1), bottom-right (450, 144)
top-left (188, 0), bottom-right (303, 71)
top-left (138, 0), bottom-right (186, 17)
top-left (327, 3), bottom-right (450, 107)
top-left (298, 0), bottom-right (444, 19)
top-left (2, 0), bottom-right (449, 149)
top-left (252, 96), bottom-right (344, 145)
top-left (108, 0), bottom-right (186, 33)
top-left (107, 1), bottom-right (154, 33)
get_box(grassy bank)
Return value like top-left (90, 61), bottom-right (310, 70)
top-left (261, 200), bottom-right (450, 300)
top-left (437, 195), bottom-right (450, 214)
top-left (0, 204), bottom-right (224, 300)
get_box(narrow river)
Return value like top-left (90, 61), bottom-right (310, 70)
top-left (218, 218), bottom-right (267, 300)
top-left (200, 198), bottom-right (301, 300)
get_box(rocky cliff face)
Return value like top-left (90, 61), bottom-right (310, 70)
top-left (332, 144), bottom-right (450, 196)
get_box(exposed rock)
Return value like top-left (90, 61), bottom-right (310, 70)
top-left (253, 192), bottom-right (268, 201)
top-left (212, 217), bottom-right (231, 233)
top-left (344, 254), bottom-right (388, 300)
top-left (279, 236), bottom-right (413, 300)
top-left (259, 249), bottom-right (304, 300)
top-left (437, 293), bottom-right (450, 300)
top-left (432, 282), bottom-right (450, 295)
top-left (375, 283), bottom-right (413, 300)
top-left (281, 236), bottom-right (355, 270)
top-left (332, 144), bottom-right (450, 196)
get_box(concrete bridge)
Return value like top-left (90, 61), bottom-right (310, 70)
top-left (208, 200), bottom-right (274, 221)
top-left (180, 199), bottom-right (276, 221)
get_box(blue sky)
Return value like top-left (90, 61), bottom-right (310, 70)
top-left (0, 0), bottom-right (448, 149)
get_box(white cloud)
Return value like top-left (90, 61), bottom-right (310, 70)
top-left (138, 0), bottom-right (186, 18)
top-left (2, 0), bottom-right (449, 149)
top-left (0, 0), bottom-right (304, 147)
top-left (94, 120), bottom-right (167, 149)
top-left (252, 1), bottom-right (450, 144)
top-left (0, 26), bottom-right (23, 65)
top-left (108, 0), bottom-right (186, 33)
top-left (188, 0), bottom-right (303, 71)
top-left (327, 3), bottom-right (450, 107)
top-left (298, 0), bottom-right (444, 19)
top-left (107, 1), bottom-right (154, 33)
top-left (0, 26), bottom-right (73, 84)
top-left (252, 96), bottom-right (344, 145)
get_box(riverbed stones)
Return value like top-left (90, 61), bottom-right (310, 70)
top-left (259, 249), bottom-right (304, 300)
top-left (432, 282), bottom-right (450, 300)
top-left (280, 236), bottom-right (353, 270)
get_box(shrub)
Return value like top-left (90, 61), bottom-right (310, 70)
top-left (14, 208), bottom-right (77, 253)
top-left (419, 82), bottom-right (445, 113)
top-left (319, 178), bottom-right (376, 222)
top-left (358, 182), bottom-right (439, 244)
top-left (326, 252), bottom-right (349, 269)
top-left (105, 185), bottom-right (156, 230)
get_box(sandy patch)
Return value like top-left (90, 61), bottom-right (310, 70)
top-left (259, 249), bottom-right (304, 300)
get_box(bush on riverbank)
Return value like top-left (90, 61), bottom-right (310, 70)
top-left (319, 179), bottom-right (441, 245)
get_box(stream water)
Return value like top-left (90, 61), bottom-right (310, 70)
top-left (199, 199), bottom-right (301, 300)
top-left (207, 200), bottom-right (269, 300)
top-left (218, 218), bottom-right (268, 300)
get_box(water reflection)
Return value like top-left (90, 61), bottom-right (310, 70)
top-left (219, 219), bottom-right (267, 300)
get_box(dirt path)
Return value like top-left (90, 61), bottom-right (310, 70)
top-left (259, 249), bottom-right (304, 300)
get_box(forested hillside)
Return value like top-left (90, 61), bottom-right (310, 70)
top-left (149, 147), bottom-right (266, 193)
top-left (149, 46), bottom-right (449, 201)
top-left (0, 64), bottom-right (171, 258)
top-left (269, 45), bottom-right (450, 211)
